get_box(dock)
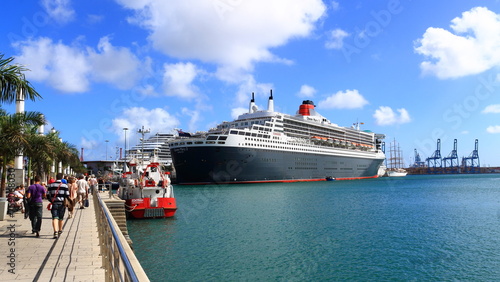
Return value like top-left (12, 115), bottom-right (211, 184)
top-left (0, 191), bottom-right (148, 281)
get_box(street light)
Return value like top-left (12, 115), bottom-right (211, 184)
top-left (123, 128), bottom-right (128, 160)
top-left (105, 140), bottom-right (109, 160)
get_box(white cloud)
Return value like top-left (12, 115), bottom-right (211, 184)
top-left (162, 62), bottom-right (200, 99)
top-left (317, 89), bottom-right (368, 109)
top-left (14, 37), bottom-right (142, 93)
top-left (42, 0), bottom-right (75, 24)
top-left (231, 75), bottom-right (273, 107)
top-left (373, 106), bottom-right (411, 126)
top-left (181, 107), bottom-right (202, 132)
top-left (111, 107), bottom-right (180, 141)
top-left (330, 1), bottom-right (340, 11)
top-left (87, 14), bottom-right (104, 24)
top-left (231, 107), bottom-right (248, 120)
top-left (482, 104), bottom-right (500, 114)
top-left (117, 0), bottom-right (326, 73)
top-left (297, 84), bottom-right (317, 98)
top-left (14, 37), bottom-right (90, 92)
top-left (486, 125), bottom-right (500, 133)
top-left (88, 36), bottom-right (142, 89)
top-left (325, 28), bottom-right (349, 49)
top-left (415, 7), bottom-right (500, 79)
top-left (80, 137), bottom-right (98, 150)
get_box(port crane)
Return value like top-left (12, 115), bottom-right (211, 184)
top-left (426, 139), bottom-right (442, 173)
top-left (412, 149), bottom-right (425, 167)
top-left (443, 139), bottom-right (459, 173)
top-left (462, 139), bottom-right (480, 173)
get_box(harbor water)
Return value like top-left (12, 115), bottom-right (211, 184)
top-left (127, 174), bottom-right (500, 281)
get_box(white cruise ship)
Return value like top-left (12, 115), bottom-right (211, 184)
top-left (169, 91), bottom-right (386, 184)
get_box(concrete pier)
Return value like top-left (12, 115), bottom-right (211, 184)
top-left (0, 192), bottom-right (148, 281)
top-left (0, 197), bottom-right (105, 281)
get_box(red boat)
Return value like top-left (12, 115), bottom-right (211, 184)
top-left (117, 161), bottom-right (177, 219)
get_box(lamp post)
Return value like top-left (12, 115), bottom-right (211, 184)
top-left (105, 140), bottom-right (109, 160)
top-left (123, 128), bottom-right (128, 160)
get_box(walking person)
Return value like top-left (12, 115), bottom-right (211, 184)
top-left (26, 176), bottom-right (46, 237)
top-left (47, 173), bottom-right (69, 239)
top-left (67, 177), bottom-right (78, 218)
top-left (88, 174), bottom-right (98, 195)
top-left (76, 175), bottom-right (89, 209)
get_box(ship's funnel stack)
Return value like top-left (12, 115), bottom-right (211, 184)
top-left (267, 89), bottom-right (274, 112)
top-left (298, 100), bottom-right (315, 116)
top-left (249, 92), bottom-right (256, 113)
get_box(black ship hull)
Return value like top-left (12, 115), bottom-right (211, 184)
top-left (171, 146), bottom-right (383, 184)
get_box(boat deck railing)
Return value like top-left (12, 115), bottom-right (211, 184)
top-left (94, 192), bottom-right (150, 282)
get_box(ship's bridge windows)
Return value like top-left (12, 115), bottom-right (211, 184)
top-left (230, 130), bottom-right (238, 135)
top-left (238, 131), bottom-right (246, 135)
top-left (206, 135), bottom-right (218, 140)
top-left (219, 136), bottom-right (228, 140)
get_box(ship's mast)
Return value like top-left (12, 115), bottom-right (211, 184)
top-left (138, 126), bottom-right (151, 163)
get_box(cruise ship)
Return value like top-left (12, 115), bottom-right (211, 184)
top-left (169, 91), bottom-right (386, 184)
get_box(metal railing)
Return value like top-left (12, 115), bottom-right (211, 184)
top-left (97, 183), bottom-right (112, 192)
top-left (94, 192), bottom-right (150, 282)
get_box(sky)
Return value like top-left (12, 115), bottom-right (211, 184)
top-left (1, 0), bottom-right (500, 166)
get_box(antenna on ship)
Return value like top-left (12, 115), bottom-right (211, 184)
top-left (138, 126), bottom-right (151, 163)
top-left (267, 89), bottom-right (274, 112)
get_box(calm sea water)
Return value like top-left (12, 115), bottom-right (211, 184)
top-left (127, 174), bottom-right (500, 281)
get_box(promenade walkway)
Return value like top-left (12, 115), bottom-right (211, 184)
top-left (0, 197), bottom-right (105, 281)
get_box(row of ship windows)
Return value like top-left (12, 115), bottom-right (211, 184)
top-left (282, 123), bottom-right (373, 143)
top-left (243, 137), bottom-right (372, 152)
top-left (293, 167), bottom-right (318, 170)
top-left (170, 141), bottom-right (226, 146)
top-left (296, 162), bottom-right (317, 166)
top-left (231, 131), bottom-right (271, 138)
top-left (243, 143), bottom-right (363, 154)
top-left (286, 167), bottom-right (354, 170)
top-left (219, 119), bottom-right (271, 128)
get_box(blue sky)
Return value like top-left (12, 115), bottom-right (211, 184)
top-left (2, 0), bottom-right (500, 166)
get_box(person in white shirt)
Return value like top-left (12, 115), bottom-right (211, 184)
top-left (76, 175), bottom-right (89, 209)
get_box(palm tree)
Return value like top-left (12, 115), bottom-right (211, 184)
top-left (0, 111), bottom-right (44, 197)
top-left (24, 125), bottom-right (54, 181)
top-left (43, 129), bottom-right (85, 177)
top-left (0, 54), bottom-right (41, 103)
top-left (0, 53), bottom-right (43, 197)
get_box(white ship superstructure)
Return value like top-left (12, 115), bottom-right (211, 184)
top-left (127, 133), bottom-right (175, 166)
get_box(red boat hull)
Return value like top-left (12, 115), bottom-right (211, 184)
top-left (125, 197), bottom-right (177, 219)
